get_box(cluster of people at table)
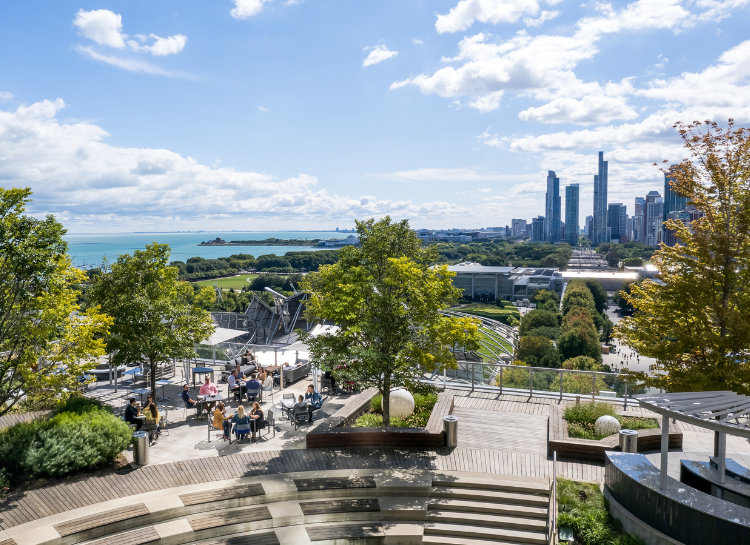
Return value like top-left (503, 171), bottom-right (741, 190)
top-left (227, 366), bottom-right (273, 402)
top-left (123, 393), bottom-right (162, 442)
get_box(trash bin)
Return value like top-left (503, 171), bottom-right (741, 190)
top-left (619, 429), bottom-right (638, 453)
top-left (133, 431), bottom-right (149, 465)
top-left (443, 415), bottom-right (458, 448)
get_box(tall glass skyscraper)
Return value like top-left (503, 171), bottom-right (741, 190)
top-left (607, 203), bottom-right (627, 242)
top-left (662, 169), bottom-right (688, 246)
top-left (545, 171), bottom-right (561, 243)
top-left (592, 152), bottom-right (608, 245)
top-left (565, 184), bottom-right (579, 246)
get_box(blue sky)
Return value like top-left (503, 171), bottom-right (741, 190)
top-left (1, 0), bottom-right (749, 232)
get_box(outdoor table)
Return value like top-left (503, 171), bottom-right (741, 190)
top-left (156, 379), bottom-right (173, 402)
top-left (196, 393), bottom-right (224, 420)
top-left (279, 398), bottom-right (310, 423)
top-left (192, 366), bottom-right (215, 388)
top-left (132, 387), bottom-right (151, 405)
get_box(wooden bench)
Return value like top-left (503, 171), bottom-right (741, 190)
top-left (180, 483), bottom-right (265, 507)
top-left (300, 498), bottom-right (380, 516)
top-left (548, 404), bottom-right (683, 462)
top-left (188, 505), bottom-right (272, 532)
top-left (190, 533), bottom-right (280, 545)
top-left (53, 503), bottom-right (150, 542)
top-left (425, 391), bottom-right (454, 435)
top-left (85, 526), bottom-right (159, 545)
top-left (294, 476), bottom-right (376, 492)
top-left (306, 522), bottom-right (384, 541)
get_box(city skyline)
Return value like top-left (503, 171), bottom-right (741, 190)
top-left (1, 2), bottom-right (750, 232)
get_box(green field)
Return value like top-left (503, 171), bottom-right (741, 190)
top-left (193, 274), bottom-right (258, 290)
top-left (457, 302), bottom-right (520, 323)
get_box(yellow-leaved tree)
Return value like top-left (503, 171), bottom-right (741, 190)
top-left (617, 120), bottom-right (750, 393)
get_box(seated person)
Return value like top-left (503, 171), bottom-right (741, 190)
top-left (213, 402), bottom-right (234, 441)
top-left (304, 384), bottom-right (322, 422)
top-left (262, 373), bottom-right (273, 392)
top-left (235, 364), bottom-right (247, 380)
top-left (142, 393), bottom-right (155, 412)
top-left (227, 369), bottom-right (245, 400)
top-left (293, 394), bottom-right (308, 418)
top-left (245, 350), bottom-right (256, 364)
top-left (246, 373), bottom-right (261, 401)
top-left (231, 405), bottom-right (251, 441)
top-left (182, 384), bottom-right (199, 415)
top-left (124, 398), bottom-right (143, 430)
top-left (144, 403), bottom-right (161, 442)
top-left (248, 401), bottom-right (264, 441)
top-left (323, 370), bottom-right (337, 393)
top-left (199, 376), bottom-right (218, 412)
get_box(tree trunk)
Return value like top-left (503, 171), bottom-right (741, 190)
top-left (382, 370), bottom-right (391, 428)
top-left (150, 356), bottom-right (157, 402)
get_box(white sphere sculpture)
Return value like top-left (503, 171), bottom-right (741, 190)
top-left (386, 388), bottom-right (415, 419)
top-left (595, 415), bottom-right (621, 436)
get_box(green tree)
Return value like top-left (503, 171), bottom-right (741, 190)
top-left (558, 306), bottom-right (603, 362)
top-left (0, 188), bottom-right (112, 416)
top-left (617, 120), bottom-right (750, 394)
top-left (516, 336), bottom-right (561, 368)
top-left (622, 257), bottom-right (644, 267)
top-left (519, 309), bottom-right (561, 337)
top-left (92, 243), bottom-right (215, 399)
top-left (614, 281), bottom-right (638, 315)
top-left (299, 217), bottom-right (480, 427)
top-left (582, 279), bottom-right (608, 314)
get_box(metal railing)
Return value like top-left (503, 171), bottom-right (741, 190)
top-left (425, 361), bottom-right (644, 407)
top-left (550, 450), bottom-right (557, 544)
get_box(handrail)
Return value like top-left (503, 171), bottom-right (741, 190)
top-left (551, 450), bottom-right (557, 544)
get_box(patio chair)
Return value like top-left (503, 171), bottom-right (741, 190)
top-left (142, 421), bottom-right (160, 443)
top-left (183, 400), bottom-right (197, 419)
top-left (234, 422), bottom-right (251, 443)
top-left (321, 376), bottom-right (335, 395)
top-left (246, 385), bottom-right (261, 403)
top-left (261, 409), bottom-right (276, 439)
top-left (281, 393), bottom-right (295, 423)
top-left (262, 377), bottom-right (274, 405)
top-left (293, 405), bottom-right (308, 430)
top-left (207, 417), bottom-right (224, 443)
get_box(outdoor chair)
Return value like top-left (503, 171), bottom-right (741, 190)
top-left (246, 385), bottom-right (261, 403)
top-left (262, 382), bottom-right (274, 405)
top-left (281, 393), bottom-right (295, 423)
top-left (183, 400), bottom-right (197, 419)
top-left (207, 418), bottom-right (224, 443)
top-left (261, 409), bottom-right (276, 439)
top-left (293, 405), bottom-right (308, 430)
top-left (233, 422), bottom-right (251, 443)
top-left (142, 421), bottom-right (160, 443)
top-left (321, 376), bottom-right (335, 395)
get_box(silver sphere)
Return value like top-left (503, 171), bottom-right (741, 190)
top-left (595, 415), bottom-right (621, 436)
top-left (387, 388), bottom-right (415, 419)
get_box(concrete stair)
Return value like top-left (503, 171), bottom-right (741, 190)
top-left (423, 523), bottom-right (548, 545)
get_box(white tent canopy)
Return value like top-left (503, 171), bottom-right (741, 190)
top-left (203, 327), bottom-right (248, 346)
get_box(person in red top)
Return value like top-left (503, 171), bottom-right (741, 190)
top-left (199, 376), bottom-right (218, 412)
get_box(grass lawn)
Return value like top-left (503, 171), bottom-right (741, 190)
top-left (476, 329), bottom-right (514, 362)
top-left (193, 274), bottom-right (258, 290)
top-left (458, 302), bottom-right (520, 323)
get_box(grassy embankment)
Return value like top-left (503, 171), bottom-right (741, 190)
top-left (193, 273), bottom-right (258, 290)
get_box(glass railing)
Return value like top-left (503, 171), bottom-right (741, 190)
top-left (424, 362), bottom-right (648, 407)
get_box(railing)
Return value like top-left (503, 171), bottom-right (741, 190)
top-left (425, 361), bottom-right (646, 407)
top-left (550, 450), bottom-right (557, 545)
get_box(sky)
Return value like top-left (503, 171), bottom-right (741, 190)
top-left (1, 0), bottom-right (750, 233)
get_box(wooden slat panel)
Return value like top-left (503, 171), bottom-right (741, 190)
top-left (294, 476), bottom-right (376, 492)
top-left (306, 523), bottom-right (383, 541)
top-left (54, 503), bottom-right (150, 536)
top-left (179, 483), bottom-right (265, 507)
top-left (86, 526), bottom-right (159, 545)
top-left (189, 506), bottom-right (271, 531)
top-left (300, 498), bottom-right (380, 516)
top-left (189, 532), bottom-right (280, 545)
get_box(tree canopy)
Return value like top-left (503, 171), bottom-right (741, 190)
top-left (0, 188), bottom-right (111, 416)
top-left (299, 217), bottom-right (480, 426)
top-left (617, 120), bottom-right (750, 394)
top-left (92, 243), bottom-right (215, 397)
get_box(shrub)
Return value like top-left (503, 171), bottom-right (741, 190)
top-left (58, 395), bottom-right (111, 415)
top-left (564, 401), bottom-right (658, 440)
top-left (353, 412), bottom-right (383, 427)
top-left (370, 394), bottom-right (383, 414)
top-left (557, 478), bottom-right (643, 545)
top-left (0, 468), bottom-right (9, 498)
top-left (564, 402), bottom-right (616, 425)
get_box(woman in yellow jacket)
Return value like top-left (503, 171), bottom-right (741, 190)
top-left (213, 402), bottom-right (234, 441)
top-left (144, 403), bottom-right (161, 442)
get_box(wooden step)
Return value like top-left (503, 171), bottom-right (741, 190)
top-left (430, 487), bottom-right (549, 507)
top-left (428, 498), bottom-right (548, 519)
top-left (424, 536), bottom-right (539, 545)
top-left (426, 511), bottom-right (548, 532)
top-left (433, 476), bottom-right (549, 496)
top-left (424, 522), bottom-right (547, 545)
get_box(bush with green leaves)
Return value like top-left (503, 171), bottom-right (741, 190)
top-left (557, 478), bottom-right (642, 545)
top-left (564, 402), bottom-right (658, 440)
top-left (356, 391), bottom-right (438, 428)
top-left (0, 396), bottom-right (132, 484)
top-left (0, 467), bottom-right (10, 498)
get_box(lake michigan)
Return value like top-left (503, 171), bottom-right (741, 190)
top-left (64, 231), bottom-right (344, 268)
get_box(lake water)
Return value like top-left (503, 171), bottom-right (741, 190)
top-left (64, 231), bottom-right (345, 268)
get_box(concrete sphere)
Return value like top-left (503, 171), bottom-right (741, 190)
top-left (595, 415), bottom-right (621, 436)
top-left (387, 388), bottom-right (415, 419)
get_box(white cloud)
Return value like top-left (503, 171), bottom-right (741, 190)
top-left (75, 46), bottom-right (187, 78)
top-left (258, 106), bottom-right (270, 112)
top-left (381, 167), bottom-right (536, 183)
top-left (147, 34), bottom-right (188, 56)
top-left (468, 91), bottom-right (504, 113)
top-left (363, 44), bottom-right (398, 67)
top-left (519, 94), bottom-right (639, 124)
top-left (0, 92), bottom-right (14, 102)
top-left (73, 9), bottom-right (126, 49)
top-left (0, 99), bottom-right (473, 229)
top-left (523, 10), bottom-right (560, 27)
top-left (412, 38), bottom-right (424, 44)
top-left (478, 187), bottom-right (492, 193)
top-left (231, 0), bottom-right (272, 19)
top-left (435, 0), bottom-right (563, 33)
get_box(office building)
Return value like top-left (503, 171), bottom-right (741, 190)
top-left (545, 171), bottom-right (562, 243)
top-left (607, 203), bottom-right (627, 243)
top-left (662, 170), bottom-right (688, 247)
top-left (633, 196), bottom-right (645, 243)
top-left (531, 216), bottom-right (545, 242)
top-left (645, 195), bottom-right (663, 246)
top-left (584, 215), bottom-right (593, 239)
top-left (565, 184), bottom-right (579, 246)
top-left (448, 263), bottom-right (564, 301)
top-left (511, 219), bottom-right (527, 238)
top-left (592, 151), bottom-right (609, 245)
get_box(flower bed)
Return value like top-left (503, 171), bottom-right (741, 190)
top-left (564, 402), bottom-right (658, 440)
top-left (353, 391), bottom-right (438, 428)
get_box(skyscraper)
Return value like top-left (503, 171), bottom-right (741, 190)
top-left (584, 215), bottom-right (593, 239)
top-left (607, 203), bottom-right (627, 242)
top-left (592, 152), bottom-right (608, 245)
top-left (565, 184), bottom-right (579, 246)
top-left (511, 219), bottom-right (527, 238)
top-left (644, 192), bottom-right (663, 246)
top-left (545, 171), bottom-right (561, 243)
top-left (662, 170), bottom-right (688, 246)
top-left (633, 196), bottom-right (645, 243)
top-left (531, 216), bottom-right (545, 242)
